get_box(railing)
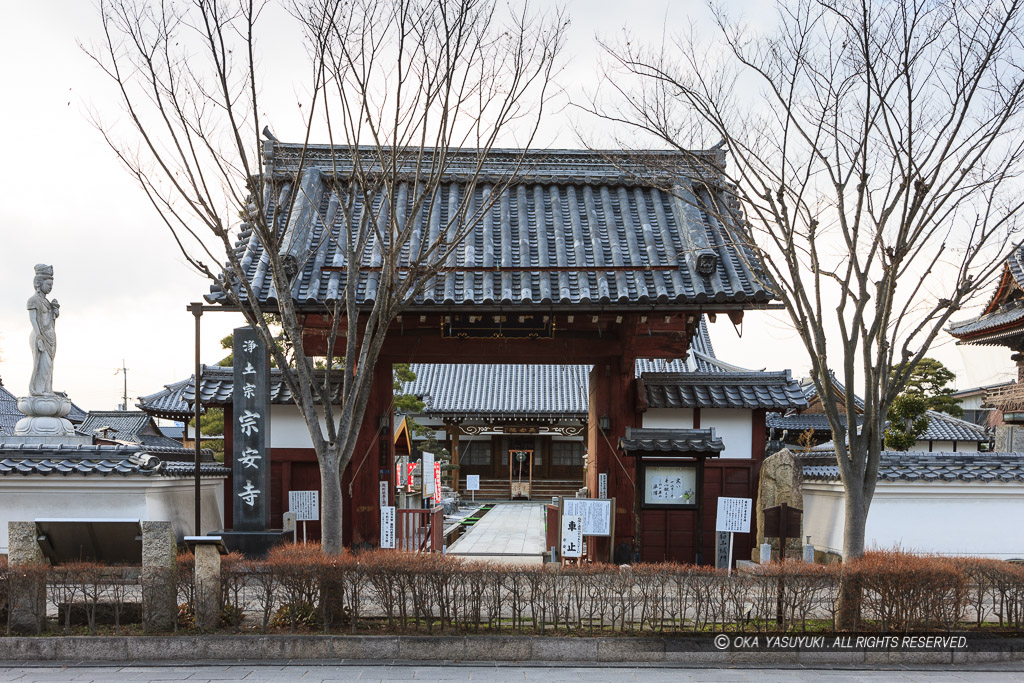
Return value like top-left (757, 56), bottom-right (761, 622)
top-left (396, 506), bottom-right (444, 552)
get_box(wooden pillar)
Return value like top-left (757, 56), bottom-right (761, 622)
top-left (587, 358), bottom-right (638, 563)
top-left (346, 359), bottom-right (395, 547)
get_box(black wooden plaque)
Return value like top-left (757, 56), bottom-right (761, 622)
top-left (232, 326), bottom-right (271, 531)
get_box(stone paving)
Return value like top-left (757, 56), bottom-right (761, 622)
top-left (1, 662), bottom-right (1024, 682)
top-left (446, 503), bottom-right (546, 564)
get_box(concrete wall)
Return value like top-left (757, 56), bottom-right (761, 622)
top-left (803, 480), bottom-right (1024, 559)
top-left (0, 477), bottom-right (225, 554)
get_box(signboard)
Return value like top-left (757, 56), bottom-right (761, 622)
top-left (288, 490), bottom-right (320, 521)
top-left (563, 499), bottom-right (612, 537)
top-left (396, 456), bottom-right (408, 488)
top-left (598, 473), bottom-right (608, 500)
top-left (422, 452), bottom-right (435, 498)
top-left (466, 474), bottom-right (480, 491)
top-left (433, 462), bottom-right (442, 500)
top-left (560, 514), bottom-right (583, 558)
top-left (715, 497), bottom-right (752, 533)
top-left (379, 481), bottom-right (389, 508)
top-left (716, 531), bottom-right (731, 570)
top-left (232, 326), bottom-right (270, 531)
top-left (380, 506), bottom-right (395, 549)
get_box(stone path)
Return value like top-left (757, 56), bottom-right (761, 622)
top-left (2, 662), bottom-right (1023, 682)
top-left (447, 503), bottom-right (546, 564)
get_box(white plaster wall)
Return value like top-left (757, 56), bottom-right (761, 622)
top-left (642, 408), bottom-right (694, 429)
top-left (701, 409), bottom-right (753, 459)
top-left (914, 439), bottom-right (979, 453)
top-left (803, 480), bottom-right (1024, 559)
top-left (269, 404), bottom-right (324, 449)
top-left (0, 477), bottom-right (225, 555)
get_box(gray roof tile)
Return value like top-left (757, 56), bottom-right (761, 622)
top-left (207, 145), bottom-right (774, 309)
top-left (800, 451), bottom-right (1024, 483)
top-left (0, 443), bottom-right (227, 478)
top-left (642, 371), bottom-right (807, 410)
top-left (619, 427), bottom-right (725, 453)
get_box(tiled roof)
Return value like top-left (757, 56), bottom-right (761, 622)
top-left (947, 302), bottom-right (1024, 341)
top-left (0, 443), bottom-right (227, 478)
top-left (800, 451), bottom-right (1024, 483)
top-left (137, 378), bottom-right (197, 420)
top-left (78, 411), bottom-right (151, 438)
top-left (766, 412), bottom-right (855, 432)
top-left (920, 411), bottom-right (988, 442)
top-left (801, 372), bottom-right (865, 410)
top-left (641, 371), bottom-right (807, 410)
top-left (207, 145), bottom-right (773, 310)
top-left (406, 364), bottom-right (589, 418)
top-left (0, 383), bottom-right (18, 436)
top-left (619, 427), bottom-right (724, 453)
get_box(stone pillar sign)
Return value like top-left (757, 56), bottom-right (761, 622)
top-left (232, 326), bottom-right (271, 531)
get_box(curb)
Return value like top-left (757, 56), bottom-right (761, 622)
top-left (0, 635), bottom-right (1022, 665)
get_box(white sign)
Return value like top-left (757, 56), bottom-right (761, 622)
top-left (380, 506), bottom-right (395, 549)
top-left (598, 473), bottom-right (608, 500)
top-left (466, 474), bottom-right (480, 491)
top-left (379, 481), bottom-right (389, 507)
top-left (563, 499), bottom-right (612, 537)
top-left (715, 497), bottom-right (752, 533)
top-left (421, 452), bottom-right (435, 498)
top-left (289, 490), bottom-right (320, 522)
top-left (561, 514), bottom-right (583, 558)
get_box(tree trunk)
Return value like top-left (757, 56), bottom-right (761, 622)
top-left (320, 454), bottom-right (345, 554)
top-left (836, 486), bottom-right (868, 630)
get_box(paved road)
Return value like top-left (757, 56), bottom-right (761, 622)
top-left (447, 503), bottom-right (546, 564)
top-left (2, 662), bottom-right (1023, 682)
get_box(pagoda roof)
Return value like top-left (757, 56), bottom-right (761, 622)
top-left (206, 144), bottom-right (774, 311)
top-left (949, 245), bottom-right (1024, 346)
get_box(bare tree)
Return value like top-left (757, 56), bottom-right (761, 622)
top-left (88, 0), bottom-right (563, 552)
top-left (591, 0), bottom-right (1024, 575)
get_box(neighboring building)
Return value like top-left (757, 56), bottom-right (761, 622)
top-left (800, 450), bottom-right (1024, 560)
top-left (952, 381), bottom-right (1013, 427)
top-left (77, 410), bottom-right (184, 449)
top-left (768, 373), bottom-right (988, 452)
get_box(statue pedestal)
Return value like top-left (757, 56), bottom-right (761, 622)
top-left (8, 394), bottom-right (90, 445)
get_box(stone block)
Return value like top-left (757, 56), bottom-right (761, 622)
top-left (141, 521), bottom-right (177, 633)
top-left (330, 635), bottom-right (399, 660)
top-left (398, 635), bottom-right (465, 660)
top-left (597, 637), bottom-right (665, 662)
top-left (530, 636), bottom-right (598, 661)
top-left (193, 544), bottom-right (221, 632)
top-left (7, 522), bottom-right (48, 635)
top-left (264, 635), bottom-right (332, 660)
top-left (0, 636), bottom-right (58, 660)
top-left (53, 636), bottom-right (130, 661)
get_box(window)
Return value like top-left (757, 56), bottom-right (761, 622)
top-left (552, 440), bottom-right (583, 466)
top-left (461, 440), bottom-right (491, 466)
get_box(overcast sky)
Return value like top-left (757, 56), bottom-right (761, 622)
top-left (0, 1), bottom-right (1014, 414)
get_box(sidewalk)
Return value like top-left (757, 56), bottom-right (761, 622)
top-left (447, 503), bottom-right (546, 564)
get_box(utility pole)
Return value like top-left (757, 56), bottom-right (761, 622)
top-left (114, 360), bottom-right (129, 410)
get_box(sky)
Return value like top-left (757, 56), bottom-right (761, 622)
top-left (0, 0), bottom-right (1015, 414)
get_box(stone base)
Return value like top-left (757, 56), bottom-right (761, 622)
top-left (216, 529), bottom-right (290, 558)
top-left (14, 415), bottom-right (78, 438)
top-left (17, 394), bottom-right (71, 418)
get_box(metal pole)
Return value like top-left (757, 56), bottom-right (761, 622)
top-left (189, 303), bottom-right (204, 536)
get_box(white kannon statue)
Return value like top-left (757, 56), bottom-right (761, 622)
top-left (27, 264), bottom-right (59, 396)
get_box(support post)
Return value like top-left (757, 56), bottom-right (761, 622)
top-left (188, 303), bottom-right (204, 535)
